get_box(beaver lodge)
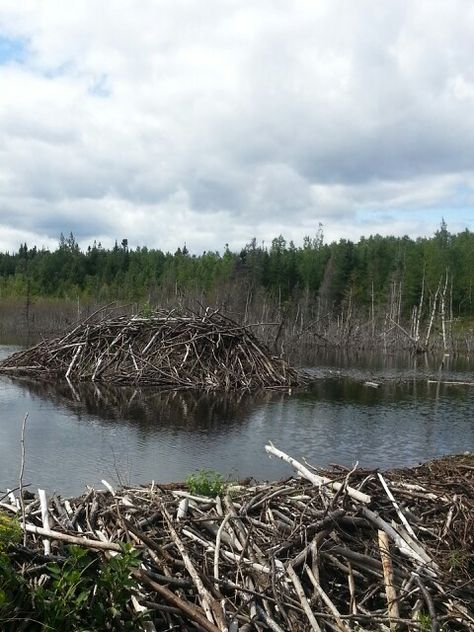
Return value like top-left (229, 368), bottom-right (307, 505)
top-left (0, 309), bottom-right (300, 389)
top-left (1, 446), bottom-right (473, 631)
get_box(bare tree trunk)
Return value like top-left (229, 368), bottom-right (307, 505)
top-left (397, 281), bottom-right (402, 326)
top-left (424, 280), bottom-right (441, 349)
top-left (244, 286), bottom-right (252, 324)
top-left (440, 270), bottom-right (449, 353)
top-left (414, 271), bottom-right (425, 345)
top-left (371, 281), bottom-right (375, 338)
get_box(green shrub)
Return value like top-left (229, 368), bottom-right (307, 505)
top-left (186, 469), bottom-right (224, 497)
top-left (0, 512), bottom-right (21, 553)
top-left (34, 543), bottom-right (144, 631)
top-left (0, 512), bottom-right (30, 629)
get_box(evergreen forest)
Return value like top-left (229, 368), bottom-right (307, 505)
top-left (0, 222), bottom-right (473, 352)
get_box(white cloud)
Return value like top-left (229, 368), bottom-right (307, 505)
top-left (0, 0), bottom-right (473, 254)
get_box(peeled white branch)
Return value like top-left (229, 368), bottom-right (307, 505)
top-left (23, 523), bottom-right (124, 552)
top-left (265, 442), bottom-right (371, 504)
top-left (38, 489), bottom-right (51, 555)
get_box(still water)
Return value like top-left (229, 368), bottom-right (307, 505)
top-left (1, 345), bottom-right (473, 496)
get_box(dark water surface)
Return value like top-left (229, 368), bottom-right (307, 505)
top-left (1, 345), bottom-right (473, 496)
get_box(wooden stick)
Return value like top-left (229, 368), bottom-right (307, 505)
top-left (255, 603), bottom-right (286, 632)
top-left (161, 504), bottom-right (227, 630)
top-left (359, 506), bottom-right (436, 573)
top-left (427, 379), bottom-right (474, 386)
top-left (214, 513), bottom-right (231, 583)
top-left (347, 562), bottom-right (357, 615)
top-left (136, 569), bottom-right (222, 632)
top-left (38, 489), bottom-right (51, 555)
top-left (414, 575), bottom-right (440, 632)
top-left (65, 344), bottom-right (82, 378)
top-left (19, 413), bottom-right (28, 546)
top-left (265, 443), bottom-right (371, 504)
top-left (287, 564), bottom-right (322, 632)
top-left (377, 472), bottom-right (418, 540)
top-left (378, 530), bottom-right (400, 629)
top-left (0, 501), bottom-right (19, 513)
top-left (304, 564), bottom-right (350, 632)
top-left (441, 496), bottom-right (457, 538)
top-left (23, 523), bottom-right (124, 552)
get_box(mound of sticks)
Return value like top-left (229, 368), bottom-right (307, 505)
top-left (1, 445), bottom-right (473, 631)
top-left (0, 309), bottom-right (300, 389)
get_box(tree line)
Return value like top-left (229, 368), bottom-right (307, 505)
top-left (0, 222), bottom-right (473, 348)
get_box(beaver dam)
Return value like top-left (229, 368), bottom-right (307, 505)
top-left (1, 445), bottom-right (472, 631)
top-left (0, 309), bottom-right (300, 389)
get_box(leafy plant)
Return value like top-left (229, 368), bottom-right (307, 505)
top-left (186, 469), bottom-right (224, 497)
top-left (0, 512), bottom-right (30, 629)
top-left (93, 544), bottom-right (142, 625)
top-left (34, 543), bottom-right (144, 631)
top-left (0, 511), bottom-right (21, 553)
top-left (417, 611), bottom-right (432, 632)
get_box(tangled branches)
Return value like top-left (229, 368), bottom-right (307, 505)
top-left (1, 449), bottom-right (473, 630)
top-left (0, 309), bottom-right (300, 390)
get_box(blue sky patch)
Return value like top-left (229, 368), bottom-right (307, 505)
top-left (0, 35), bottom-right (27, 65)
top-left (89, 74), bottom-right (111, 98)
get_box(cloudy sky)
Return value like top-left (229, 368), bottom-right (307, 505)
top-left (0, 1), bottom-right (473, 254)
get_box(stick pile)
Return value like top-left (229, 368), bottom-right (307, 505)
top-left (2, 446), bottom-right (473, 631)
top-left (0, 309), bottom-right (300, 389)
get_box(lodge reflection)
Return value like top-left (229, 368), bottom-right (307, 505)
top-left (10, 378), bottom-right (287, 434)
top-left (10, 372), bottom-right (471, 431)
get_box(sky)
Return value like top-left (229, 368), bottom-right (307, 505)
top-left (0, 1), bottom-right (473, 255)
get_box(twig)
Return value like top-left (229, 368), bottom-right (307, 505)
top-left (287, 563), bottom-right (322, 632)
top-left (304, 563), bottom-right (350, 632)
top-left (378, 530), bottom-right (400, 629)
top-left (19, 413), bottom-right (28, 546)
top-left (214, 513), bottom-right (231, 584)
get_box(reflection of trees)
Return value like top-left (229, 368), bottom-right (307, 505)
top-left (9, 378), bottom-right (284, 435)
top-left (301, 374), bottom-right (471, 408)
top-left (302, 377), bottom-right (419, 407)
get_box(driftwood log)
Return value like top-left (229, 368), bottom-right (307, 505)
top-left (0, 309), bottom-right (300, 390)
top-left (1, 448), bottom-right (473, 630)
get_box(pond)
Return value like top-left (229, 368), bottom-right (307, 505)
top-left (1, 345), bottom-right (473, 496)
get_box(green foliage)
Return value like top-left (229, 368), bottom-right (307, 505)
top-left (0, 554), bottom-right (30, 627)
top-left (186, 469), bottom-right (225, 497)
top-left (417, 611), bottom-right (432, 632)
top-left (447, 548), bottom-right (468, 570)
top-left (0, 512), bottom-right (21, 553)
top-left (0, 513), bottom-right (30, 628)
top-left (33, 543), bottom-right (144, 631)
top-left (139, 301), bottom-right (154, 317)
top-left (1, 224), bottom-right (474, 325)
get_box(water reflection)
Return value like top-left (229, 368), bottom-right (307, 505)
top-left (303, 375), bottom-right (474, 406)
top-left (12, 378), bottom-right (284, 434)
top-left (1, 350), bottom-right (473, 497)
top-left (301, 347), bottom-right (474, 375)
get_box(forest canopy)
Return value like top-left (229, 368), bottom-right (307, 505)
top-left (0, 223), bottom-right (473, 323)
